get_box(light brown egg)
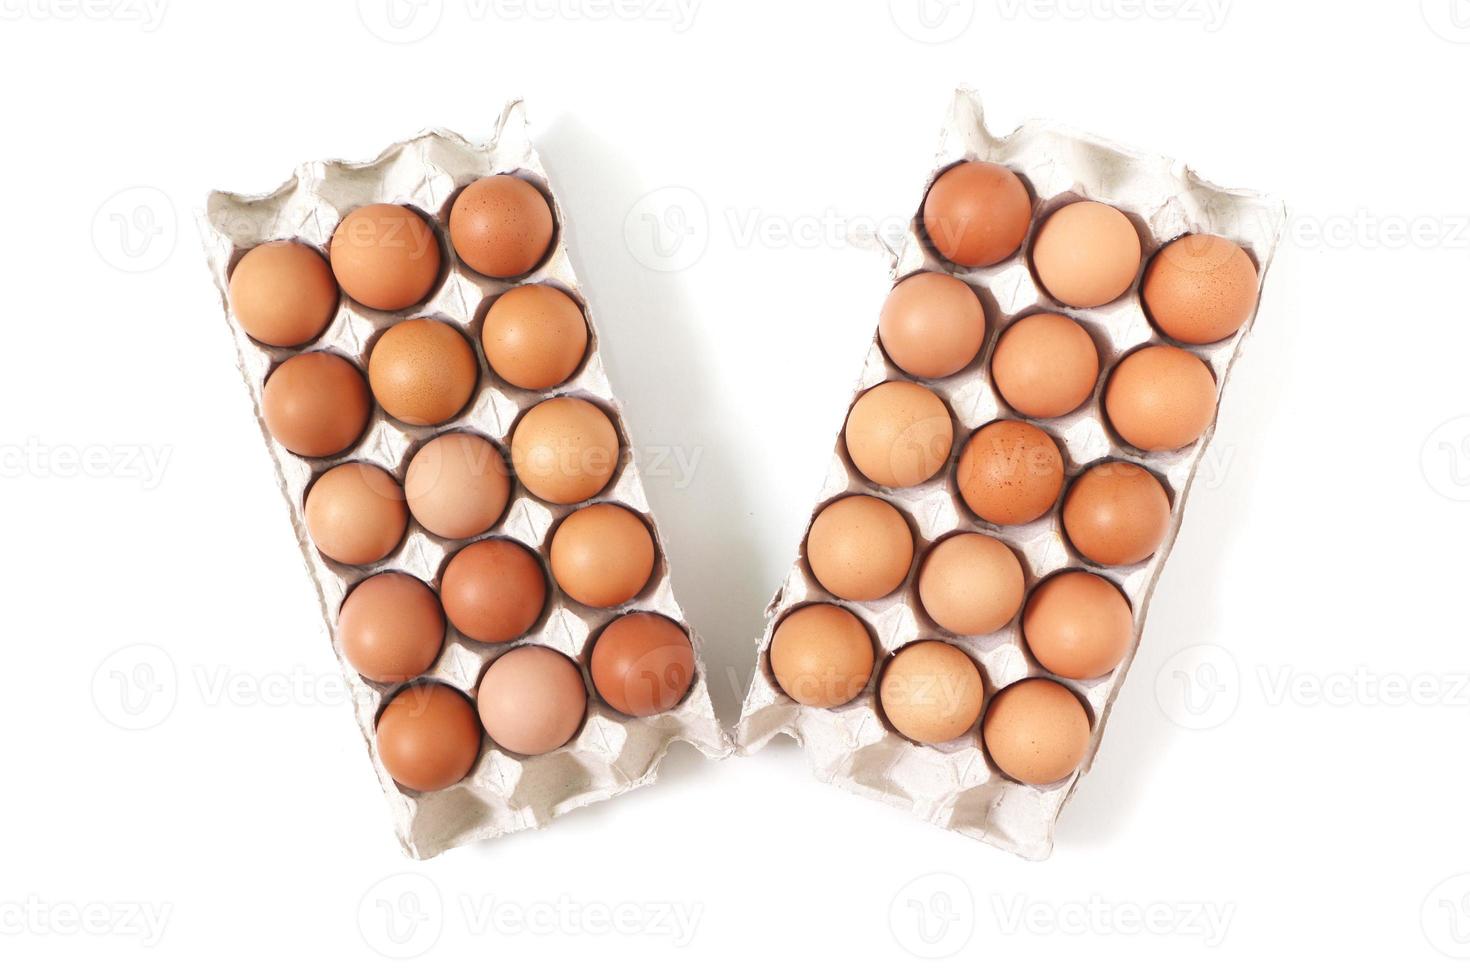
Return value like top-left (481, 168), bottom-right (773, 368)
top-left (1062, 461), bottom-right (1170, 566)
top-left (918, 533), bottom-right (1024, 635)
top-left (1022, 571), bottom-right (1132, 680)
top-left (1142, 234), bottom-right (1258, 344)
top-left (1032, 201), bottom-right (1142, 308)
top-left (877, 272), bottom-right (986, 379)
top-left (367, 319), bottom-right (477, 426)
top-left (439, 539), bottom-right (546, 643)
top-left (590, 612), bottom-right (695, 717)
top-left (303, 463), bottom-right (407, 565)
top-left (329, 204), bottom-right (440, 311)
top-left (510, 397), bottom-right (620, 504)
top-left (481, 284), bottom-right (588, 390)
top-left (844, 381), bottom-right (953, 488)
top-left (476, 646), bottom-right (587, 755)
top-left (338, 573), bottom-right (444, 683)
top-left (880, 641), bottom-right (985, 744)
top-left (956, 420), bottom-right (1065, 526)
top-left (229, 241), bottom-right (337, 347)
top-left (768, 603), bottom-right (875, 708)
top-left (261, 351), bottom-right (370, 458)
top-left (1105, 346), bottom-right (1217, 452)
top-left (805, 495), bottom-right (914, 601)
top-left (549, 503), bottom-right (655, 608)
top-left (404, 431), bottom-right (510, 539)
top-left (449, 175), bottom-right (554, 279)
top-left (375, 683), bottom-right (482, 792)
top-left (983, 678), bottom-right (1090, 784)
top-left (921, 161), bottom-right (1032, 267)
top-left (992, 313), bottom-right (1099, 418)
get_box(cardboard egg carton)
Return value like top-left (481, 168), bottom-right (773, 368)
top-left (735, 90), bottom-right (1284, 859)
top-left (199, 101), bottom-right (729, 859)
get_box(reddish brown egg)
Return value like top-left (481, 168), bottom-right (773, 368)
top-left (1062, 462), bottom-right (1170, 566)
top-left (449, 175), bottom-right (554, 279)
top-left (877, 272), bottom-right (986, 379)
top-left (590, 612), bottom-right (695, 717)
top-left (983, 678), bottom-right (1091, 784)
top-left (375, 683), bottom-right (481, 792)
top-left (1105, 345), bottom-right (1217, 452)
top-left (1142, 234), bottom-right (1259, 344)
top-left (329, 204), bottom-right (440, 311)
top-left (403, 431), bottom-right (510, 540)
top-left (229, 241), bottom-right (337, 347)
top-left (880, 641), bottom-right (985, 744)
top-left (476, 646), bottom-right (586, 755)
top-left (481, 284), bottom-right (588, 390)
top-left (510, 397), bottom-right (620, 504)
top-left (1032, 201), bottom-right (1141, 308)
top-left (1022, 571), bottom-right (1132, 680)
top-left (843, 381), bottom-right (953, 488)
top-left (368, 319), bottom-right (478, 426)
top-left (917, 533), bottom-right (1025, 635)
top-left (922, 161), bottom-right (1032, 267)
top-left (805, 495), bottom-right (914, 602)
top-left (439, 539), bottom-right (546, 643)
top-left (303, 463), bottom-right (407, 566)
top-left (549, 503), bottom-right (655, 608)
top-left (261, 351), bottom-right (370, 458)
top-left (338, 573), bottom-right (444, 683)
top-left (991, 313), bottom-right (1099, 418)
top-left (768, 603), bottom-right (875, 708)
top-left (956, 420), bottom-right (1065, 526)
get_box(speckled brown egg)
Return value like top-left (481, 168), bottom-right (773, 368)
top-left (877, 272), bottom-right (986, 379)
top-left (1105, 345), bottom-right (1217, 452)
top-left (368, 319), bottom-right (477, 426)
top-left (1032, 201), bottom-right (1141, 308)
top-left (805, 495), bottom-right (914, 602)
top-left (768, 603), bottom-right (875, 708)
top-left (1142, 234), bottom-right (1259, 344)
top-left (917, 533), bottom-right (1024, 636)
top-left (439, 539), bottom-right (546, 643)
top-left (510, 397), bottom-right (620, 504)
top-left (590, 612), bottom-right (695, 717)
top-left (956, 420), bottom-right (1065, 526)
top-left (983, 678), bottom-right (1091, 784)
top-left (449, 175), bottom-right (554, 279)
top-left (303, 463), bottom-right (407, 565)
top-left (329, 204), bottom-right (440, 311)
top-left (1062, 461), bottom-right (1171, 566)
top-left (261, 351), bottom-right (370, 458)
top-left (549, 503), bottom-right (655, 608)
top-left (481, 284), bottom-right (588, 390)
top-left (922, 161), bottom-right (1032, 268)
top-left (338, 573), bottom-right (444, 683)
top-left (843, 381), bottom-right (953, 488)
top-left (476, 646), bottom-right (586, 755)
top-left (880, 641), bottom-right (985, 744)
top-left (991, 313), bottom-right (1099, 418)
top-left (1022, 571), bottom-right (1132, 681)
top-left (375, 683), bottom-right (481, 792)
top-left (403, 431), bottom-right (510, 539)
top-left (229, 241), bottom-right (338, 347)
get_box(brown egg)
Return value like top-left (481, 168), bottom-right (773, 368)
top-left (877, 272), bottom-right (986, 379)
top-left (329, 204), bottom-right (440, 311)
top-left (338, 573), bottom-right (444, 683)
top-left (956, 420), bottom-right (1065, 526)
top-left (918, 534), bottom-right (1024, 635)
top-left (510, 397), bottom-right (620, 504)
top-left (303, 463), bottom-right (407, 565)
top-left (805, 495), bottom-right (914, 601)
top-left (768, 603), bottom-right (875, 708)
top-left (476, 646), bottom-right (586, 755)
top-left (549, 503), bottom-right (655, 608)
top-left (1062, 461), bottom-right (1170, 566)
top-left (590, 612), bottom-right (695, 716)
top-left (367, 319), bottom-right (478, 426)
top-left (922, 161), bottom-right (1032, 268)
top-left (439, 539), bottom-right (546, 643)
top-left (992, 313), bottom-right (1099, 418)
top-left (449, 175), bottom-right (554, 279)
top-left (1105, 346), bottom-right (1217, 452)
top-left (375, 683), bottom-right (481, 792)
top-left (880, 641), bottom-right (985, 744)
top-left (481, 284), bottom-right (588, 390)
top-left (1032, 201), bottom-right (1142, 308)
top-left (229, 241), bottom-right (337, 347)
top-left (843, 381), bottom-right (953, 488)
top-left (1023, 571), bottom-right (1132, 680)
top-left (1143, 234), bottom-right (1258, 344)
top-left (983, 678), bottom-right (1090, 784)
top-left (403, 432), bottom-right (510, 539)
top-left (261, 351), bottom-right (370, 458)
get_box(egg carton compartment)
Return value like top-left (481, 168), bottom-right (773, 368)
top-left (734, 90), bottom-right (1284, 860)
top-left (200, 101), bottom-right (729, 859)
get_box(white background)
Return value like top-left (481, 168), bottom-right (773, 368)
top-left (3, 0), bottom-right (1469, 974)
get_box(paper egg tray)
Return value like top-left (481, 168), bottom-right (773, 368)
top-left (734, 90), bottom-right (1285, 859)
top-left (199, 102), bottom-right (729, 859)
